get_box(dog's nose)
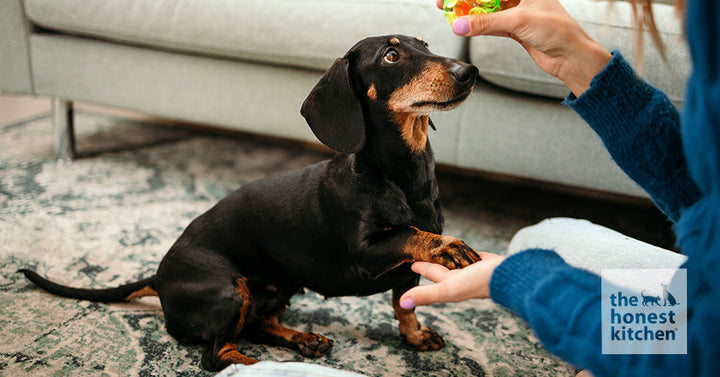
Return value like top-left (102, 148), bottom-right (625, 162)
top-left (449, 62), bottom-right (479, 86)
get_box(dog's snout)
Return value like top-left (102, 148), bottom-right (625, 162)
top-left (449, 63), bottom-right (479, 85)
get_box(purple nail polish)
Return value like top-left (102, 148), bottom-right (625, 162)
top-left (400, 298), bottom-right (416, 310)
top-left (452, 18), bottom-right (470, 35)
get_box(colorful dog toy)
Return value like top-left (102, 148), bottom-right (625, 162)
top-left (443, 0), bottom-right (502, 25)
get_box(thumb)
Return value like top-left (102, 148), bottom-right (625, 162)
top-left (411, 261), bottom-right (450, 283)
top-left (451, 10), bottom-right (520, 37)
top-left (399, 283), bottom-right (455, 309)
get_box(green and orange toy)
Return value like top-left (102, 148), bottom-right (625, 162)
top-left (443, 0), bottom-right (501, 25)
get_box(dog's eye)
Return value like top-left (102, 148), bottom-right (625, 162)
top-left (384, 49), bottom-right (399, 63)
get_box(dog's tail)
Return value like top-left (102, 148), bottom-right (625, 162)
top-left (17, 269), bottom-right (158, 303)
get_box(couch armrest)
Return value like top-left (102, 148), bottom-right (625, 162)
top-left (0, 0), bottom-right (34, 95)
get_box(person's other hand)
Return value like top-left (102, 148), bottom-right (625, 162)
top-left (399, 252), bottom-right (506, 309)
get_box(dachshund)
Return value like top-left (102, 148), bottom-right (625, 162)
top-left (19, 34), bottom-right (482, 371)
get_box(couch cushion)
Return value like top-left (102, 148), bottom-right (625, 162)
top-left (24, 0), bottom-right (465, 72)
top-left (469, 0), bottom-right (689, 103)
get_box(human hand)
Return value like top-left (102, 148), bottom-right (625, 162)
top-left (436, 0), bottom-right (611, 96)
top-left (399, 252), bottom-right (506, 309)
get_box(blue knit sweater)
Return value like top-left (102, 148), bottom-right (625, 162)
top-left (489, 1), bottom-right (720, 375)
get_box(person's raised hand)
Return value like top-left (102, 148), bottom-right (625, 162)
top-left (437, 0), bottom-right (611, 96)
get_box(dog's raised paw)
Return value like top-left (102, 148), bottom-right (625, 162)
top-left (433, 239), bottom-right (481, 269)
top-left (295, 333), bottom-right (334, 357)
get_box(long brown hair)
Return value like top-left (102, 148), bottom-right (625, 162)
top-left (627, 0), bottom-right (686, 64)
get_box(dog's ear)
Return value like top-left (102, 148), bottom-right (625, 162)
top-left (301, 57), bottom-right (365, 154)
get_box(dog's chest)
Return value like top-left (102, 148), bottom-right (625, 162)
top-left (374, 182), bottom-right (443, 234)
top-left (409, 199), bottom-right (443, 234)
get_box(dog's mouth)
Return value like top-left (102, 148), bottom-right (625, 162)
top-left (410, 87), bottom-right (474, 112)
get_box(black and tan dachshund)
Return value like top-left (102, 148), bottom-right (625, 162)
top-left (19, 35), bottom-right (482, 371)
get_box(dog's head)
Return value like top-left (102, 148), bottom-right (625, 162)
top-left (301, 35), bottom-right (478, 154)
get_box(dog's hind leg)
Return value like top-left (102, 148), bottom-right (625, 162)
top-left (199, 277), bottom-right (259, 371)
top-left (202, 339), bottom-right (258, 371)
top-left (245, 313), bottom-right (334, 358)
top-left (392, 283), bottom-right (444, 351)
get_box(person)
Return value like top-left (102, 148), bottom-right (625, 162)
top-left (399, 0), bottom-right (719, 376)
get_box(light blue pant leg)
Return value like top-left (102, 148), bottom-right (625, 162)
top-left (507, 217), bottom-right (687, 276)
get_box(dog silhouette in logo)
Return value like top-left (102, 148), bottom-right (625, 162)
top-left (662, 283), bottom-right (679, 306)
top-left (641, 290), bottom-right (663, 306)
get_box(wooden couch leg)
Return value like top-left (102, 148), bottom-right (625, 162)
top-left (52, 98), bottom-right (75, 163)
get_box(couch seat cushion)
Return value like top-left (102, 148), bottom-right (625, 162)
top-left (24, 0), bottom-right (465, 71)
top-left (469, 0), bottom-right (689, 103)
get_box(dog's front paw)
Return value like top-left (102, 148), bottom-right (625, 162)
top-left (401, 325), bottom-right (445, 351)
top-left (431, 238), bottom-right (481, 269)
top-left (294, 333), bottom-right (334, 358)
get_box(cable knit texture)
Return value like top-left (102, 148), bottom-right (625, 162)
top-left (565, 52), bottom-right (701, 221)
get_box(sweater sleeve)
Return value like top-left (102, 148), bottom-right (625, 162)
top-left (564, 51), bottom-right (701, 222)
top-left (490, 249), bottom-right (689, 376)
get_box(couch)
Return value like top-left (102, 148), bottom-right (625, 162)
top-left (0, 0), bottom-right (688, 198)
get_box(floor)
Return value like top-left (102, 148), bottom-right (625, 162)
top-left (0, 94), bottom-right (154, 125)
top-left (0, 95), bottom-right (49, 124)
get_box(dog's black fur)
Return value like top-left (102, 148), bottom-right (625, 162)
top-left (19, 35), bottom-right (481, 371)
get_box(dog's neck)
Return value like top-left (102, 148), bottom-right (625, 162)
top-left (356, 111), bottom-right (436, 198)
top-left (395, 113), bottom-right (430, 154)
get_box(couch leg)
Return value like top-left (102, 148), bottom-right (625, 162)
top-left (52, 98), bottom-right (75, 163)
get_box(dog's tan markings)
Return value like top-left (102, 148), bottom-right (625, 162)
top-left (396, 113), bottom-right (429, 153)
top-left (388, 62), bottom-right (465, 112)
top-left (211, 278), bottom-right (258, 365)
top-left (399, 226), bottom-right (480, 269)
top-left (233, 277), bottom-right (253, 335)
top-left (415, 36), bottom-right (424, 42)
top-left (124, 285), bottom-right (158, 301)
top-left (392, 289), bottom-right (444, 351)
top-left (218, 343), bottom-right (258, 365)
top-left (388, 62), bottom-right (455, 111)
top-left (375, 227), bottom-right (480, 276)
top-left (389, 37), bottom-right (400, 45)
top-left (387, 61), bottom-right (473, 153)
top-left (367, 84), bottom-right (378, 101)
top-left (254, 315), bottom-right (333, 357)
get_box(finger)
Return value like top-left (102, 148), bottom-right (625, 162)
top-left (477, 251), bottom-right (501, 260)
top-left (399, 283), bottom-right (455, 309)
top-left (436, 0), bottom-right (443, 10)
top-left (411, 262), bottom-right (450, 283)
top-left (452, 9), bottom-right (522, 37)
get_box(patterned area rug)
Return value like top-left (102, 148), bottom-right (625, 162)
top-left (0, 110), bottom-right (674, 376)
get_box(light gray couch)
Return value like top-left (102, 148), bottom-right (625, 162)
top-left (0, 0), bottom-right (688, 198)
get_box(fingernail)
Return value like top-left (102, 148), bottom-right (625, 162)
top-left (400, 298), bottom-right (416, 310)
top-left (452, 18), bottom-right (470, 35)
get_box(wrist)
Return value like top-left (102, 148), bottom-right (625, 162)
top-left (475, 254), bottom-right (507, 299)
top-left (489, 249), bottom-right (568, 318)
top-left (558, 39), bottom-right (612, 97)
top-left (564, 51), bottom-right (657, 137)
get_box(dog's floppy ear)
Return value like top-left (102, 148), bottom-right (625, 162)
top-left (301, 57), bottom-right (365, 154)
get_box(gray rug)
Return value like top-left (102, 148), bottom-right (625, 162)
top-left (0, 110), bottom-right (674, 376)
